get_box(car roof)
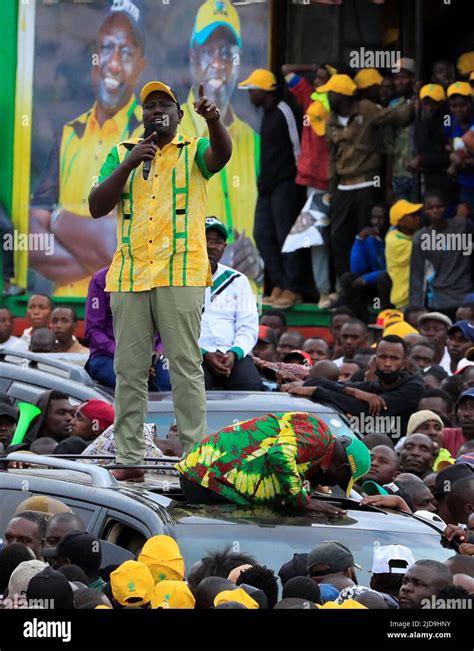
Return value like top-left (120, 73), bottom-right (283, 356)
top-left (0, 360), bottom-right (113, 403)
top-left (148, 391), bottom-right (340, 413)
top-left (2, 465), bottom-right (442, 536)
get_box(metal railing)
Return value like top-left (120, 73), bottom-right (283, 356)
top-left (5, 452), bottom-right (117, 488)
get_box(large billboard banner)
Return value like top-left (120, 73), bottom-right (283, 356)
top-left (14, 0), bottom-right (269, 297)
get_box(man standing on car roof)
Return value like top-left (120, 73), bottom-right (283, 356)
top-left (89, 79), bottom-right (232, 481)
top-left (176, 411), bottom-right (370, 514)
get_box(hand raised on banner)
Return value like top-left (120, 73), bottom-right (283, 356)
top-left (194, 83), bottom-right (220, 122)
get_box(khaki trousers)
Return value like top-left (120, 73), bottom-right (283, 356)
top-left (110, 286), bottom-right (206, 464)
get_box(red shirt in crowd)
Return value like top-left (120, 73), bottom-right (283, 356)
top-left (442, 428), bottom-right (467, 457)
top-left (287, 75), bottom-right (329, 191)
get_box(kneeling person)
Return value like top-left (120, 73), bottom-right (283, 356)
top-left (176, 412), bottom-right (370, 513)
top-left (200, 217), bottom-right (263, 390)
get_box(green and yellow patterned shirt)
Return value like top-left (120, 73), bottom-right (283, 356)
top-left (176, 412), bottom-right (336, 508)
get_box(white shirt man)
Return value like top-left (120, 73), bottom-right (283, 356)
top-left (200, 218), bottom-right (263, 391)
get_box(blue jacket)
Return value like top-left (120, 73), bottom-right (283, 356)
top-left (350, 235), bottom-right (386, 285)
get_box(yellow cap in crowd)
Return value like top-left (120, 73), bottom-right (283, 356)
top-left (317, 74), bottom-right (357, 96)
top-left (319, 599), bottom-right (368, 609)
top-left (354, 68), bottom-right (384, 90)
top-left (137, 535), bottom-right (185, 584)
top-left (383, 321), bottom-right (418, 338)
top-left (419, 83), bottom-right (446, 102)
top-left (110, 561), bottom-right (155, 607)
top-left (213, 588), bottom-right (259, 609)
top-left (389, 199), bottom-right (423, 226)
top-left (457, 51), bottom-right (474, 76)
top-left (305, 100), bottom-right (329, 136)
top-left (447, 81), bottom-right (472, 98)
top-left (238, 69), bottom-right (277, 92)
top-left (151, 580), bottom-right (196, 609)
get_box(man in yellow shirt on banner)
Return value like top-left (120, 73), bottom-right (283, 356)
top-left (181, 0), bottom-right (263, 285)
top-left (89, 80), bottom-right (232, 481)
top-left (29, 1), bottom-right (145, 297)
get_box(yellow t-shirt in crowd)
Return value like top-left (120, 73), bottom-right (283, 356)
top-left (385, 227), bottom-right (413, 309)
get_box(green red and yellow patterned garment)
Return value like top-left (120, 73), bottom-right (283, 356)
top-left (176, 412), bottom-right (336, 508)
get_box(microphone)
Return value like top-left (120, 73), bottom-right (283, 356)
top-left (142, 125), bottom-right (158, 181)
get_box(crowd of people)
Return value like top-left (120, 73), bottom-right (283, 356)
top-left (247, 53), bottom-right (474, 312)
top-left (1, 502), bottom-right (474, 611)
top-left (2, 13), bottom-right (474, 616)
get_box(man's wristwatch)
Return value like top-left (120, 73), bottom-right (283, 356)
top-left (206, 108), bottom-right (221, 124)
top-left (50, 206), bottom-right (62, 228)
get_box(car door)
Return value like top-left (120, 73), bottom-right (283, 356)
top-left (98, 509), bottom-right (153, 556)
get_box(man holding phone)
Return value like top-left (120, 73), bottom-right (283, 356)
top-left (89, 80), bottom-right (232, 481)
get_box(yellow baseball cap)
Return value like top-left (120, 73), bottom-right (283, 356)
top-left (317, 74), bottom-right (356, 96)
top-left (214, 588), bottom-right (259, 609)
top-left (354, 69), bottom-right (383, 90)
top-left (320, 599), bottom-right (367, 609)
top-left (151, 580), bottom-right (196, 609)
top-left (389, 199), bottom-right (423, 226)
top-left (110, 561), bottom-right (155, 607)
top-left (419, 83), bottom-right (446, 102)
top-left (137, 535), bottom-right (185, 584)
top-left (140, 81), bottom-right (179, 105)
top-left (305, 100), bottom-right (329, 136)
top-left (447, 81), bottom-right (472, 98)
top-left (457, 51), bottom-right (474, 76)
top-left (383, 320), bottom-right (418, 338)
top-left (238, 69), bottom-right (277, 92)
top-left (191, 0), bottom-right (241, 48)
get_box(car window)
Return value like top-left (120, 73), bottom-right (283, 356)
top-left (100, 510), bottom-right (151, 556)
top-left (0, 488), bottom-right (101, 534)
top-left (0, 377), bottom-right (11, 392)
top-left (5, 382), bottom-right (84, 409)
top-left (0, 489), bottom-right (33, 542)
top-left (147, 410), bottom-right (354, 438)
top-left (6, 381), bottom-right (46, 403)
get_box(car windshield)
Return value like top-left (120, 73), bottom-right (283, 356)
top-left (147, 410), bottom-right (355, 438)
top-left (175, 524), bottom-right (451, 587)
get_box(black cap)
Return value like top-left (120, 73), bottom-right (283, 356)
top-left (306, 541), bottom-right (355, 576)
top-left (0, 401), bottom-right (18, 421)
top-left (274, 598), bottom-right (318, 610)
top-left (278, 553), bottom-right (308, 586)
top-left (26, 566), bottom-right (74, 609)
top-left (434, 463), bottom-right (473, 498)
top-left (238, 583), bottom-right (268, 609)
top-left (43, 531), bottom-right (101, 573)
top-left (362, 480), bottom-right (416, 512)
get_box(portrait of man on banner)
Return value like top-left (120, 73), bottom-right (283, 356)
top-left (23, 0), bottom-right (268, 298)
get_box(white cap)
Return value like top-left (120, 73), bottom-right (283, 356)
top-left (413, 510), bottom-right (446, 529)
top-left (371, 545), bottom-right (415, 575)
top-left (394, 57), bottom-right (416, 74)
top-left (7, 560), bottom-right (47, 596)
